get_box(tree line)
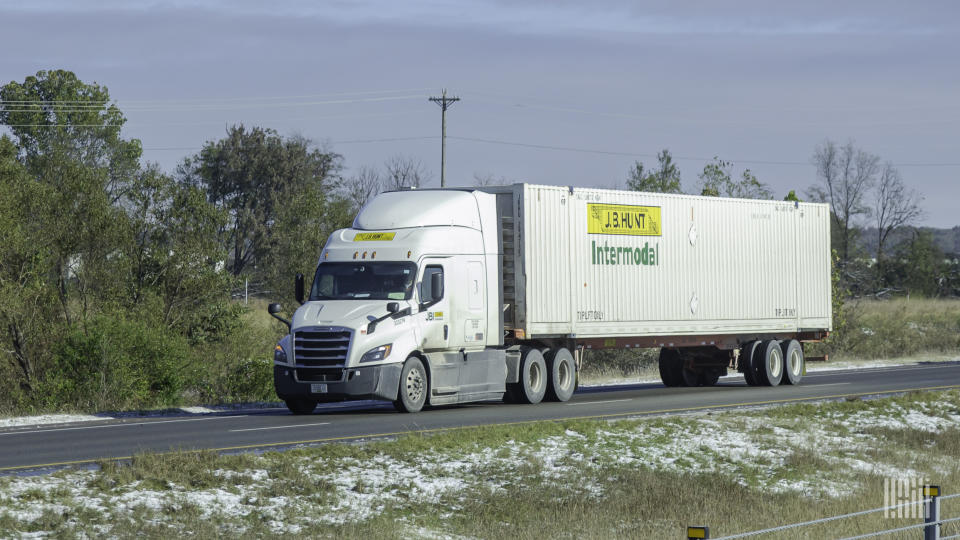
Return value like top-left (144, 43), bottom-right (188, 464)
top-left (623, 145), bottom-right (953, 299)
top-left (0, 69), bottom-right (950, 412)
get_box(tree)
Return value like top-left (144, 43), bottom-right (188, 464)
top-left (0, 69), bottom-right (141, 203)
top-left (627, 149), bottom-right (683, 194)
top-left (807, 139), bottom-right (880, 264)
top-left (697, 157), bottom-right (773, 199)
top-left (784, 190), bottom-right (801, 202)
top-left (383, 155), bottom-right (431, 190)
top-left (872, 163), bottom-right (923, 288)
top-left (178, 125), bottom-right (343, 277)
top-left (890, 230), bottom-right (947, 297)
top-left (344, 165), bottom-right (382, 212)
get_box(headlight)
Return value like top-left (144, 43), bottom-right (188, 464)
top-left (360, 344), bottom-right (392, 363)
top-left (274, 344), bottom-right (287, 364)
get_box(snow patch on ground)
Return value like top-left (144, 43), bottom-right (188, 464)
top-left (2, 393), bottom-right (960, 536)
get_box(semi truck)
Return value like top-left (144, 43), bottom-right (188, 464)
top-left (268, 183), bottom-right (832, 414)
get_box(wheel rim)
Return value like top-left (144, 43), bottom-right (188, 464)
top-left (789, 349), bottom-right (802, 376)
top-left (557, 359), bottom-right (571, 390)
top-left (770, 348), bottom-right (783, 378)
top-left (530, 361), bottom-right (543, 392)
top-left (405, 366), bottom-right (424, 403)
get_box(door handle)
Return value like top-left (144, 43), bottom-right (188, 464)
top-left (443, 325), bottom-right (448, 340)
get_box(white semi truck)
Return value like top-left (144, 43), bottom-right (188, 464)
top-left (268, 184), bottom-right (832, 414)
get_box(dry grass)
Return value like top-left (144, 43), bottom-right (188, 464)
top-left (2, 390), bottom-right (960, 538)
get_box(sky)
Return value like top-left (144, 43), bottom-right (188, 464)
top-left (1, 0), bottom-right (958, 227)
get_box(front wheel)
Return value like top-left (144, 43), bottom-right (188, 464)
top-left (394, 357), bottom-right (428, 413)
top-left (285, 398), bottom-right (318, 415)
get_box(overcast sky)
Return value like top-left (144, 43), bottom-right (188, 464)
top-left (2, 0), bottom-right (958, 226)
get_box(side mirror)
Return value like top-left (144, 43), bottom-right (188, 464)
top-left (295, 273), bottom-right (305, 304)
top-left (387, 302), bottom-right (399, 313)
top-left (267, 303), bottom-right (291, 330)
top-left (430, 272), bottom-right (444, 302)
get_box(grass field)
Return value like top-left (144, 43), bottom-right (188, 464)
top-left (2, 390), bottom-right (959, 538)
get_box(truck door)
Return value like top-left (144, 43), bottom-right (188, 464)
top-left (419, 261), bottom-right (450, 350)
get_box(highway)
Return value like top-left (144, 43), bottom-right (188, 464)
top-left (2, 362), bottom-right (959, 473)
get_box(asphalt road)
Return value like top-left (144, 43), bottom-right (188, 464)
top-left (2, 362), bottom-right (959, 473)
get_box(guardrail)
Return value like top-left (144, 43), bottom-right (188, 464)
top-left (687, 485), bottom-right (960, 540)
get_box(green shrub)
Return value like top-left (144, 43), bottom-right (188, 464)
top-left (40, 315), bottom-right (193, 411)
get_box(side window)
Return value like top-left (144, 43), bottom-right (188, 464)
top-left (421, 265), bottom-right (444, 303)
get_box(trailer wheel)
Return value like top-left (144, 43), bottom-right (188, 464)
top-left (545, 348), bottom-right (576, 402)
top-left (740, 341), bottom-right (761, 386)
top-left (681, 366), bottom-right (700, 387)
top-left (781, 340), bottom-right (804, 385)
top-left (285, 398), bottom-right (318, 415)
top-left (517, 347), bottom-right (547, 404)
top-left (757, 340), bottom-right (784, 386)
top-left (658, 348), bottom-right (684, 387)
top-left (699, 369), bottom-right (721, 387)
top-left (394, 356), bottom-right (428, 413)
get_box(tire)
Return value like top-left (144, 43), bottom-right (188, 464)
top-left (699, 368), bottom-right (721, 387)
top-left (781, 339), bottom-right (804, 385)
top-left (285, 398), bottom-right (317, 415)
top-left (681, 366), bottom-right (700, 387)
top-left (740, 341), bottom-right (761, 386)
top-left (517, 347), bottom-right (547, 404)
top-left (394, 357), bottom-right (428, 413)
top-left (756, 340), bottom-right (784, 386)
top-left (658, 348), bottom-right (684, 387)
top-left (545, 348), bottom-right (576, 402)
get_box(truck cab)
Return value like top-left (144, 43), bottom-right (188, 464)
top-left (271, 189), bottom-right (509, 414)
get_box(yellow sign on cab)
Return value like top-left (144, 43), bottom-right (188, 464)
top-left (354, 232), bottom-right (396, 242)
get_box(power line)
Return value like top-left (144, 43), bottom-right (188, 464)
top-left (448, 136), bottom-right (960, 167)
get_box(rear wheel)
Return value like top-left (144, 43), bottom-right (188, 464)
top-left (517, 347), bottom-right (547, 404)
top-left (680, 366), bottom-right (700, 387)
top-left (699, 368), bottom-right (721, 387)
top-left (394, 356), bottom-right (428, 413)
top-left (658, 348), bottom-right (684, 387)
top-left (285, 398), bottom-right (318, 415)
top-left (781, 339), bottom-right (804, 385)
top-left (756, 340), bottom-right (784, 386)
top-left (740, 341), bottom-right (761, 386)
top-left (545, 348), bottom-right (576, 402)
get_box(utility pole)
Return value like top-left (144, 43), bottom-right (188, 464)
top-left (429, 89), bottom-right (460, 188)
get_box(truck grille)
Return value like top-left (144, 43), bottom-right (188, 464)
top-left (294, 327), bottom-right (351, 367)
top-left (293, 327), bottom-right (351, 383)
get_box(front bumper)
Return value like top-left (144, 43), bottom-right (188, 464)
top-left (274, 363), bottom-right (402, 403)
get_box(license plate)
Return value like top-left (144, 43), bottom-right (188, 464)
top-left (310, 383), bottom-right (328, 394)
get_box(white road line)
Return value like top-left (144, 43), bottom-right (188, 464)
top-left (566, 398), bottom-right (633, 406)
top-left (229, 422), bottom-right (330, 433)
top-left (0, 415), bottom-right (249, 436)
top-left (814, 383), bottom-right (852, 387)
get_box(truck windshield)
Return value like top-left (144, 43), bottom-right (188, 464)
top-left (309, 262), bottom-right (417, 301)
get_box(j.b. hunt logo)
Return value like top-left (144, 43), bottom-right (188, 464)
top-left (591, 240), bottom-right (659, 266)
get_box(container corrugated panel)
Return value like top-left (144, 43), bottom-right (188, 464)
top-left (519, 185), bottom-right (832, 337)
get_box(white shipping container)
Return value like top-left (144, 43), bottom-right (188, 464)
top-left (499, 184), bottom-right (832, 340)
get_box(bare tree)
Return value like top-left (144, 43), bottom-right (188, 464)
top-left (472, 172), bottom-right (511, 186)
top-left (345, 165), bottom-right (382, 210)
top-left (383, 156), bottom-right (432, 190)
top-left (807, 139), bottom-right (880, 263)
top-left (873, 162), bottom-right (923, 285)
top-left (697, 157), bottom-right (773, 199)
